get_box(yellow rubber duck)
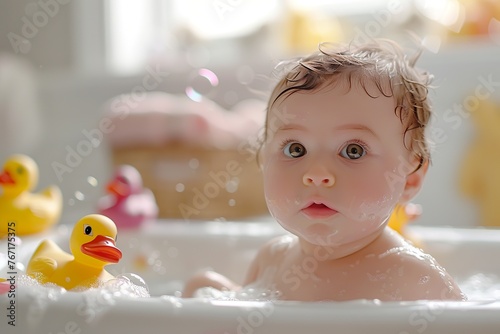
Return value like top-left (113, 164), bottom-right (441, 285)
top-left (0, 154), bottom-right (62, 235)
top-left (26, 214), bottom-right (123, 290)
top-left (388, 203), bottom-right (422, 236)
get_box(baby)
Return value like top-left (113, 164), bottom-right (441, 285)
top-left (184, 39), bottom-right (466, 302)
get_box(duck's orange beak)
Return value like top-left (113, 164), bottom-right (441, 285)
top-left (81, 235), bottom-right (122, 263)
top-left (106, 179), bottom-right (129, 197)
top-left (0, 171), bottom-right (14, 185)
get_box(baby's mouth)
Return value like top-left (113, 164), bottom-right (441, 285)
top-left (301, 202), bottom-right (338, 219)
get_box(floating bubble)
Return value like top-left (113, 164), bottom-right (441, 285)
top-left (228, 199), bottom-right (236, 207)
top-left (244, 73), bottom-right (273, 98)
top-left (167, 246), bottom-right (179, 258)
top-left (147, 251), bottom-right (161, 266)
top-left (185, 68), bottom-right (219, 102)
top-left (74, 191), bottom-right (85, 201)
top-left (199, 68), bottom-right (219, 85)
top-left (185, 87), bottom-right (202, 102)
top-left (142, 251), bottom-right (167, 275)
top-left (87, 176), bottom-right (98, 187)
top-left (152, 261), bottom-right (167, 275)
top-left (225, 179), bottom-right (239, 193)
top-left (175, 183), bottom-right (185, 192)
top-left (189, 158), bottom-right (200, 170)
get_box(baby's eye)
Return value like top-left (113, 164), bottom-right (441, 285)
top-left (283, 142), bottom-right (306, 158)
top-left (340, 143), bottom-right (366, 160)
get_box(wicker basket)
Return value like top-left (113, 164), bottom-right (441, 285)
top-left (111, 144), bottom-right (268, 221)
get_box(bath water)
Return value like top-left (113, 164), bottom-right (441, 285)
top-left (15, 273), bottom-right (150, 325)
top-left (190, 273), bottom-right (500, 302)
top-left (458, 273), bottom-right (500, 301)
top-left (12, 272), bottom-right (500, 320)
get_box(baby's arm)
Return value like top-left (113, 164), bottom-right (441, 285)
top-left (182, 270), bottom-right (241, 297)
top-left (182, 236), bottom-right (279, 297)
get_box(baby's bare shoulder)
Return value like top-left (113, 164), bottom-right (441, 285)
top-left (255, 234), bottom-right (296, 264)
top-left (243, 234), bottom-right (296, 285)
top-left (374, 240), bottom-right (465, 300)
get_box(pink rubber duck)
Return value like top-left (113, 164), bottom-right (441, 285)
top-left (97, 165), bottom-right (158, 229)
top-left (0, 278), bottom-right (11, 294)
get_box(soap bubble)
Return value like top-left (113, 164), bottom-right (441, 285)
top-left (74, 191), bottom-right (85, 201)
top-left (166, 246), bottom-right (178, 258)
top-left (69, 190), bottom-right (85, 206)
top-left (189, 158), bottom-right (200, 170)
top-left (87, 176), bottom-right (98, 187)
top-left (111, 273), bottom-right (150, 297)
top-left (225, 177), bottom-right (239, 193)
top-left (185, 68), bottom-right (219, 102)
top-left (17, 274), bottom-right (66, 325)
top-left (195, 285), bottom-right (281, 301)
top-left (160, 295), bottom-right (183, 311)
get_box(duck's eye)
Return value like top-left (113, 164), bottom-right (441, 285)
top-left (340, 143), bottom-right (366, 160)
top-left (84, 224), bottom-right (93, 236)
top-left (16, 166), bottom-right (24, 174)
top-left (117, 176), bottom-right (129, 185)
top-left (283, 142), bottom-right (306, 158)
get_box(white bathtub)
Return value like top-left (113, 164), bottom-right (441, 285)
top-left (1, 219), bottom-right (500, 334)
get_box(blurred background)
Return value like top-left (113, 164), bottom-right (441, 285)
top-left (1, 0), bottom-right (500, 227)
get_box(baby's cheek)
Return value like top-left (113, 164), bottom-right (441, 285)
top-left (263, 167), bottom-right (295, 215)
top-left (347, 170), bottom-right (403, 221)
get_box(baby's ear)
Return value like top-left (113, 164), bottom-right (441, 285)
top-left (400, 158), bottom-right (429, 203)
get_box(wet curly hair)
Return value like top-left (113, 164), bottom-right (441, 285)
top-left (263, 39), bottom-right (433, 168)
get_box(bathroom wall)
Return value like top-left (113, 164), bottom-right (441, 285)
top-left (1, 1), bottom-right (500, 227)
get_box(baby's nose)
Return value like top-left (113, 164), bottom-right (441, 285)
top-left (303, 166), bottom-right (335, 187)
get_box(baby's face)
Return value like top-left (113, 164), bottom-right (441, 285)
top-left (261, 80), bottom-right (417, 247)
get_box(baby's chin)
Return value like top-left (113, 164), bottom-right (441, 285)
top-left (290, 222), bottom-right (387, 249)
top-left (275, 213), bottom-right (389, 245)
top-left (280, 223), bottom-right (344, 247)
top-left (301, 232), bottom-right (350, 248)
